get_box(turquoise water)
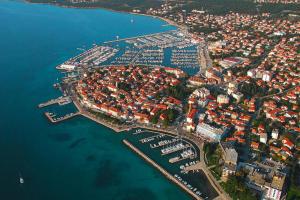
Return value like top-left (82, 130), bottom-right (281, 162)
top-left (0, 1), bottom-right (192, 199)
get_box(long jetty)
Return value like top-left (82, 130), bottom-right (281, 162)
top-left (123, 139), bottom-right (202, 200)
top-left (103, 30), bottom-right (177, 44)
top-left (45, 112), bottom-right (80, 123)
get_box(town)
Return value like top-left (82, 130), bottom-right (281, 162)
top-left (138, 3), bottom-right (299, 199)
top-left (33, 0), bottom-right (300, 199)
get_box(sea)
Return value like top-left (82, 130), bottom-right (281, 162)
top-left (0, 0), bottom-right (194, 199)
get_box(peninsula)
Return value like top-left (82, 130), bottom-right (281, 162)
top-left (34, 0), bottom-right (300, 200)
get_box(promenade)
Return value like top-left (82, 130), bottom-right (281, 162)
top-left (72, 97), bottom-right (133, 132)
top-left (68, 93), bottom-right (230, 200)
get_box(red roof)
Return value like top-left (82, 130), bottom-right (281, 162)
top-left (187, 109), bottom-right (197, 119)
top-left (224, 57), bottom-right (241, 63)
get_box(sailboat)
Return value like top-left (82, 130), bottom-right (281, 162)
top-left (19, 173), bottom-right (24, 184)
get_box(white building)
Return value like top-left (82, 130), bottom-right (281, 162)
top-left (217, 94), bottom-right (230, 104)
top-left (232, 92), bottom-right (244, 102)
top-left (263, 174), bottom-right (286, 200)
top-left (196, 122), bottom-right (227, 141)
top-left (247, 69), bottom-right (256, 77)
top-left (260, 132), bottom-right (268, 144)
top-left (262, 71), bottom-right (273, 82)
top-left (272, 129), bottom-right (279, 140)
top-left (192, 87), bottom-right (210, 98)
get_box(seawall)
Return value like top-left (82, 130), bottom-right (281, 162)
top-left (123, 139), bottom-right (202, 200)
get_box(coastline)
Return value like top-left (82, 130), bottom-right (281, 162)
top-left (70, 98), bottom-right (225, 199)
top-left (24, 0), bottom-right (184, 30)
top-left (28, 1), bottom-right (221, 198)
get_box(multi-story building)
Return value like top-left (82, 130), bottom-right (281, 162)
top-left (196, 122), bottom-right (227, 141)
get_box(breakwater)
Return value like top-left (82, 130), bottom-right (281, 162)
top-left (123, 139), bottom-right (202, 200)
top-left (44, 111), bottom-right (80, 123)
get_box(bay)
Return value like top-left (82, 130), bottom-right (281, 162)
top-left (0, 1), bottom-right (191, 199)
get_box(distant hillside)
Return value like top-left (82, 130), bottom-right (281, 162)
top-left (27, 0), bottom-right (162, 11)
top-left (27, 0), bottom-right (300, 14)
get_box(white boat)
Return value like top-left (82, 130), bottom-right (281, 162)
top-left (19, 173), bottom-right (24, 184)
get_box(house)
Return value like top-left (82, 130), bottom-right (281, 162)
top-left (186, 123), bottom-right (196, 132)
top-left (251, 142), bottom-right (260, 150)
top-left (217, 94), bottom-right (230, 104)
top-left (272, 129), bottom-right (279, 140)
top-left (221, 147), bottom-right (238, 182)
top-left (260, 132), bottom-right (268, 144)
top-left (232, 92), bottom-right (244, 102)
top-left (187, 109), bottom-right (197, 123)
top-left (282, 138), bottom-right (294, 150)
top-left (262, 71), bottom-right (273, 82)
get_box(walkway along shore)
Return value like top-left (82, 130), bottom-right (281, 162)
top-left (72, 97), bottom-right (134, 132)
top-left (42, 96), bottom-right (228, 199)
top-left (123, 139), bottom-right (203, 200)
top-left (72, 95), bottom-right (185, 135)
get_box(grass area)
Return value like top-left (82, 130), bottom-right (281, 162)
top-left (203, 143), bottom-right (222, 166)
top-left (210, 167), bottom-right (221, 181)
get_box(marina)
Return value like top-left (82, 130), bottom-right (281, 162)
top-left (38, 96), bottom-right (72, 108)
top-left (161, 142), bottom-right (190, 155)
top-left (55, 30), bottom-right (205, 76)
top-left (123, 139), bottom-right (203, 200)
top-left (150, 138), bottom-right (178, 149)
top-left (169, 149), bottom-right (195, 164)
top-left (1, 1), bottom-right (203, 200)
top-left (125, 131), bottom-right (218, 200)
top-left (76, 46), bottom-right (118, 66)
top-left (34, 10), bottom-right (215, 200)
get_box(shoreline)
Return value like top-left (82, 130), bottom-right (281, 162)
top-left (28, 1), bottom-right (220, 198)
top-left (71, 95), bottom-right (184, 136)
top-left (24, 0), bottom-right (184, 30)
top-left (123, 139), bottom-right (203, 200)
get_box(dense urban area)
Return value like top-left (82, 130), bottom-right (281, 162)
top-left (31, 0), bottom-right (300, 200)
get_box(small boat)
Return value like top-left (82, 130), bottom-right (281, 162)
top-left (19, 173), bottom-right (24, 184)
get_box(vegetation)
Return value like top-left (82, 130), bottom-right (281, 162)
top-left (165, 83), bottom-right (192, 100)
top-left (117, 82), bottom-right (131, 92)
top-left (287, 162), bottom-right (300, 200)
top-left (27, 0), bottom-right (300, 15)
top-left (203, 143), bottom-right (222, 166)
top-left (150, 108), bottom-right (178, 127)
top-left (222, 175), bottom-right (257, 200)
top-left (27, 0), bottom-right (162, 12)
top-left (239, 79), bottom-right (266, 97)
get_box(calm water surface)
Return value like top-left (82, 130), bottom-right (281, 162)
top-left (0, 1), bottom-right (191, 199)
